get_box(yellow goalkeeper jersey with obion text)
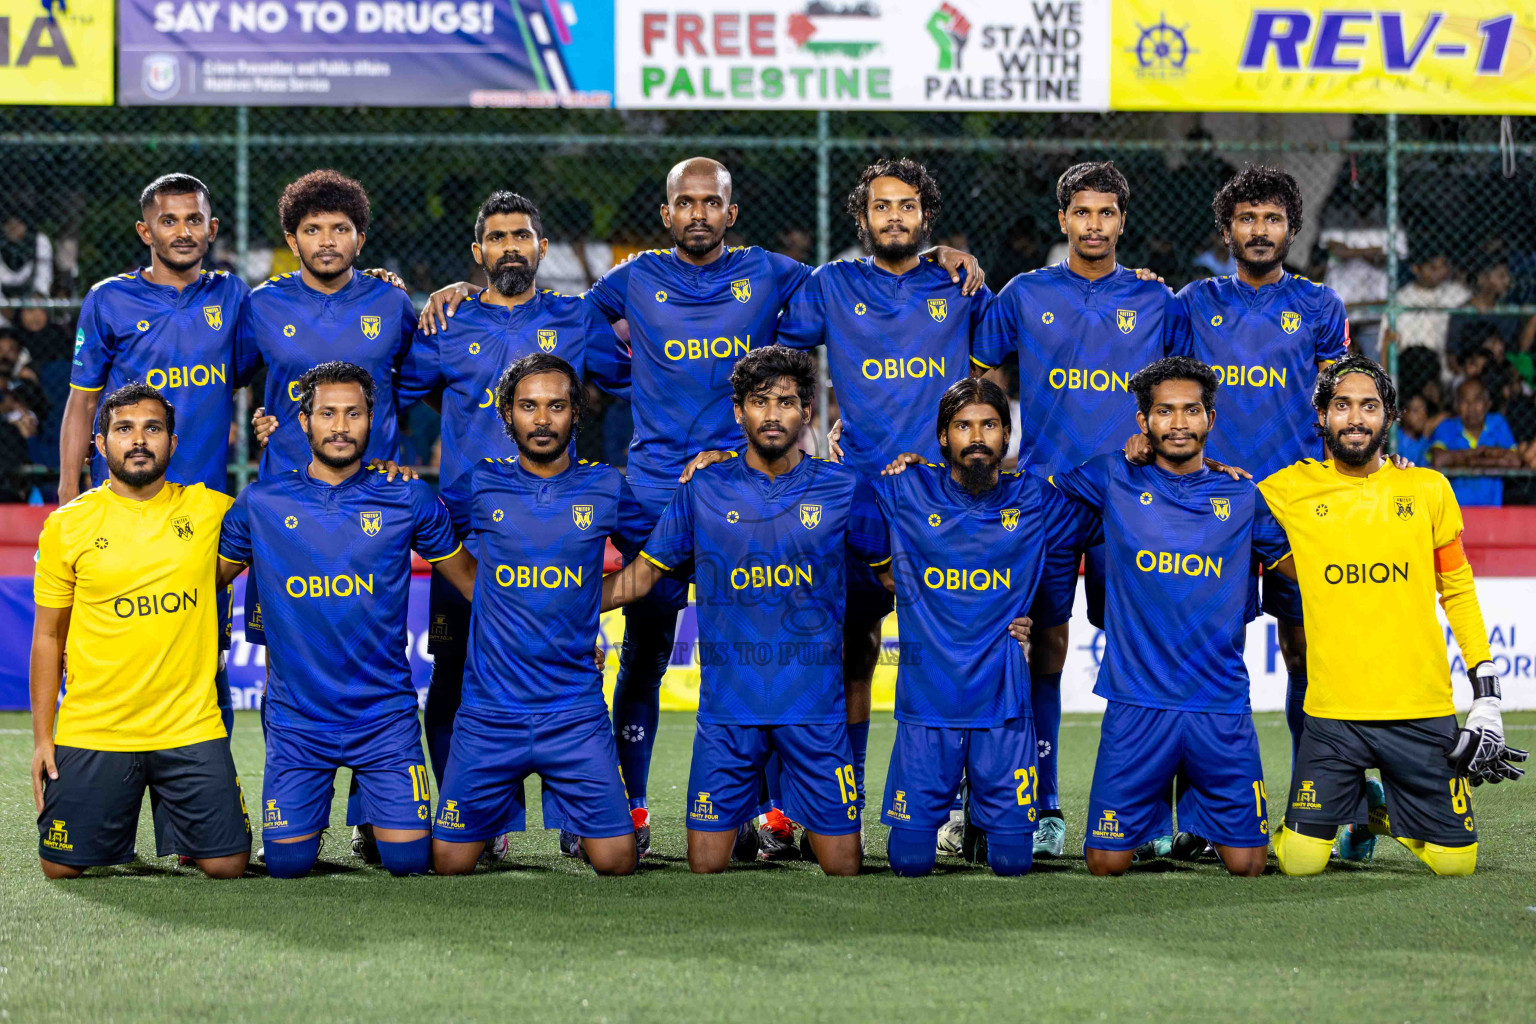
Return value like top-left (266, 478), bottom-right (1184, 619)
top-left (34, 482), bottom-right (231, 751)
top-left (1257, 459), bottom-right (1489, 721)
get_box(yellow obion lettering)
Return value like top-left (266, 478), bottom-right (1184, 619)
top-left (662, 336), bottom-right (752, 361)
top-left (859, 356), bottom-right (946, 380)
top-left (921, 567), bottom-right (1012, 591)
top-left (143, 364), bottom-right (227, 390)
top-left (1212, 365), bottom-right (1287, 388)
top-left (493, 565), bottom-right (584, 588)
top-left (729, 564), bottom-right (814, 589)
top-left (1133, 550), bottom-right (1222, 577)
top-left (1046, 368), bottom-right (1131, 392)
top-left (284, 574), bottom-right (376, 598)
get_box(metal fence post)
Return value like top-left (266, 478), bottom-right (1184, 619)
top-left (1384, 112), bottom-right (1400, 448)
top-left (815, 111), bottom-right (831, 448)
top-left (234, 106), bottom-right (252, 491)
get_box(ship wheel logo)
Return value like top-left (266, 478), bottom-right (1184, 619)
top-left (1128, 16), bottom-right (1195, 77)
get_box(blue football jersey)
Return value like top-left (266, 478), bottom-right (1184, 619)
top-left (972, 262), bottom-right (1193, 474)
top-left (583, 246), bottom-right (812, 490)
top-left (1179, 273), bottom-right (1349, 481)
top-left (870, 464), bottom-right (1098, 728)
top-left (440, 457), bottom-right (646, 717)
top-left (1051, 455), bottom-right (1290, 713)
top-left (71, 269), bottom-right (254, 492)
top-left (397, 290), bottom-right (631, 490)
top-left (240, 271), bottom-right (416, 478)
top-left (640, 454), bottom-right (890, 727)
top-left (776, 257), bottom-right (994, 480)
top-left (218, 467), bottom-right (460, 728)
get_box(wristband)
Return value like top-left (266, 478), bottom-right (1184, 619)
top-left (1471, 661), bottom-right (1502, 701)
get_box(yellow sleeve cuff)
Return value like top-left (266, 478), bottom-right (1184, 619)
top-left (423, 542), bottom-right (463, 563)
top-left (217, 553), bottom-right (249, 565)
top-left (33, 595), bottom-right (75, 609)
top-left (969, 354), bottom-right (995, 370)
top-left (639, 550), bottom-right (672, 572)
top-left (867, 555), bottom-right (892, 569)
top-left (1265, 551), bottom-right (1292, 571)
top-left (69, 382), bottom-right (105, 392)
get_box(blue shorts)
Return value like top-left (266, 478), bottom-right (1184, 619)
top-left (881, 718), bottom-right (1040, 835)
top-left (261, 708), bottom-right (430, 839)
top-left (433, 706), bottom-right (632, 842)
top-left (687, 720), bottom-right (859, 836)
top-left (846, 552), bottom-right (895, 624)
top-left (1260, 568), bottom-right (1304, 625)
top-left (615, 481), bottom-right (691, 613)
top-left (1085, 702), bottom-right (1270, 851)
top-left (1029, 542), bottom-right (1105, 629)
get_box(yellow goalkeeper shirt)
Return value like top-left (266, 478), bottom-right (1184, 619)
top-left (1257, 459), bottom-right (1491, 721)
top-left (34, 482), bottom-right (232, 751)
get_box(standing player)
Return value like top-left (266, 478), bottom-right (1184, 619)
top-left (600, 346), bottom-right (891, 876)
top-left (971, 161), bottom-right (1192, 857)
top-left (217, 362), bottom-right (475, 879)
top-left (1262, 357), bottom-right (1525, 876)
top-left (31, 383), bottom-right (249, 879)
top-left (875, 378), bottom-right (1099, 878)
top-left (432, 353), bottom-right (642, 877)
top-left (774, 158), bottom-right (993, 852)
top-left (1049, 358), bottom-right (1288, 877)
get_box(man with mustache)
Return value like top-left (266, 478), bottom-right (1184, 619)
top-left (215, 361), bottom-right (475, 879)
top-left (1259, 357), bottom-right (1524, 876)
top-left (970, 161), bottom-right (1193, 860)
top-left (31, 382), bottom-right (250, 879)
top-left (393, 191), bottom-right (629, 863)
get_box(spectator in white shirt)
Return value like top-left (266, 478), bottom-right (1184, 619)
top-left (1393, 249), bottom-right (1471, 358)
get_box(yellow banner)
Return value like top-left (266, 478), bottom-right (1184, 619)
top-left (1112, 1), bottom-right (1536, 113)
top-left (1, 0), bottom-right (113, 105)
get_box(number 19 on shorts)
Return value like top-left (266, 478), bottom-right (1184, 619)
top-left (834, 763), bottom-right (858, 820)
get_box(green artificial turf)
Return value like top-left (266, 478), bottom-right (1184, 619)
top-left (1, 710), bottom-right (1533, 1023)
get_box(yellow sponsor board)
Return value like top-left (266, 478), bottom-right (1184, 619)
top-left (1112, 0), bottom-right (1536, 113)
top-left (1, 0), bottom-right (113, 105)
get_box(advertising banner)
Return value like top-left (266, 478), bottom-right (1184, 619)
top-left (117, 0), bottom-right (614, 106)
top-left (615, 0), bottom-right (1111, 110)
top-left (1, 0), bottom-right (114, 105)
top-left (1112, 0), bottom-right (1536, 113)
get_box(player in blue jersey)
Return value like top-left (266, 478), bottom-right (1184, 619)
top-left (774, 158), bottom-right (994, 857)
top-left (432, 353), bottom-right (643, 877)
top-left (394, 191), bottom-right (630, 822)
top-left (875, 377), bottom-right (1099, 877)
top-left (419, 157), bottom-right (980, 854)
top-left (216, 361), bottom-right (476, 878)
top-left (599, 346), bottom-right (891, 876)
top-left (971, 161), bottom-right (1193, 858)
top-left (1046, 358), bottom-right (1288, 877)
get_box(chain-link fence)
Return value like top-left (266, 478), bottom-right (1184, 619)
top-left (2, 107), bottom-right (1534, 501)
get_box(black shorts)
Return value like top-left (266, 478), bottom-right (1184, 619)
top-left (38, 739), bottom-right (252, 867)
top-left (1287, 714), bottom-right (1477, 846)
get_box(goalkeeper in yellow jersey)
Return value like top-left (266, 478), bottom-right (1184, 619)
top-left (1259, 355), bottom-right (1525, 877)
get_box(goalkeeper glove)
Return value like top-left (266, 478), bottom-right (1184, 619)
top-left (1448, 661), bottom-right (1528, 786)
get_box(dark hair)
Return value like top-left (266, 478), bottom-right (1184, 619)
top-left (279, 169), bottom-right (371, 236)
top-left (297, 360), bottom-right (376, 417)
top-left (1212, 165), bottom-right (1304, 235)
top-left (97, 381), bottom-right (175, 437)
top-left (936, 377), bottom-right (1011, 444)
top-left (475, 191), bottom-right (544, 243)
top-left (1056, 161), bottom-right (1129, 215)
top-left (1404, 391), bottom-right (1439, 417)
top-left (139, 173), bottom-right (211, 213)
top-left (1129, 356), bottom-right (1219, 419)
top-left (1312, 354), bottom-right (1398, 430)
top-left (729, 345), bottom-right (817, 409)
top-left (844, 157), bottom-right (943, 226)
top-left (494, 353), bottom-right (585, 440)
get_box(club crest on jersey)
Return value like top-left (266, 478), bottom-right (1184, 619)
top-left (1210, 498), bottom-right (1230, 521)
top-left (572, 504), bottom-right (594, 531)
top-left (1000, 508), bottom-right (1020, 532)
top-left (927, 298), bottom-right (947, 323)
top-left (360, 510), bottom-right (382, 536)
top-left (171, 515), bottom-right (195, 540)
top-left (731, 278), bottom-right (751, 303)
top-left (799, 503), bottom-right (822, 530)
top-left (1281, 310), bottom-right (1301, 334)
top-left (1395, 496), bottom-right (1414, 520)
top-left (360, 315), bottom-right (381, 340)
top-left (1116, 309), bottom-right (1137, 334)
top-left (538, 329), bottom-right (557, 353)
top-left (203, 305), bottom-right (223, 331)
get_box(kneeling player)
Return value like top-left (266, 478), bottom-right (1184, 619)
top-left (604, 346), bottom-right (891, 876)
top-left (1261, 358), bottom-right (1525, 877)
top-left (218, 363), bottom-right (475, 878)
top-left (876, 378), bottom-right (1098, 877)
top-left (432, 354), bottom-right (639, 877)
top-left (1050, 358), bottom-right (1287, 877)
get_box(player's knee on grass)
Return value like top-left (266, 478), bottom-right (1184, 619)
top-left (377, 838), bottom-right (431, 877)
top-left (887, 827), bottom-right (938, 877)
top-left (1216, 845), bottom-right (1268, 877)
top-left (1399, 839), bottom-right (1477, 877)
top-left (805, 831), bottom-right (862, 877)
top-left (197, 852), bottom-right (250, 879)
top-left (432, 838), bottom-right (485, 875)
top-left (39, 859), bottom-right (84, 880)
top-left (582, 834), bottom-right (638, 876)
top-left (1085, 848), bottom-right (1134, 877)
top-left (987, 833), bottom-right (1033, 877)
top-left (686, 828), bottom-right (735, 874)
top-left (264, 834), bottom-right (321, 879)
top-left (1274, 826), bottom-right (1333, 876)
top-left (1029, 623), bottom-right (1069, 674)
